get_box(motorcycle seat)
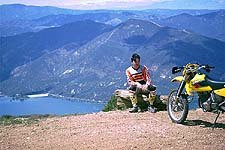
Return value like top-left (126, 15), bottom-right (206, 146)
top-left (205, 76), bottom-right (225, 90)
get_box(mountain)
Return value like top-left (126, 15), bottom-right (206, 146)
top-left (0, 19), bottom-right (34, 37)
top-left (0, 4), bottom-right (85, 37)
top-left (0, 20), bottom-right (113, 81)
top-left (0, 11), bottom-right (155, 37)
top-left (0, 4), bottom-right (82, 22)
top-left (34, 9), bottom-right (217, 27)
top-left (143, 9), bottom-right (217, 18)
top-left (0, 4), bottom-right (217, 23)
top-left (0, 5), bottom-right (217, 37)
top-left (1, 19), bottom-right (224, 101)
top-left (32, 12), bottom-right (137, 26)
top-left (0, 11), bottom-right (160, 37)
top-left (148, 0), bottom-right (225, 9)
top-left (156, 10), bottom-right (225, 41)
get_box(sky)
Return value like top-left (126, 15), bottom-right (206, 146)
top-left (0, 0), bottom-right (225, 10)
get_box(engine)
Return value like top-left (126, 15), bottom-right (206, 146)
top-left (200, 92), bottom-right (224, 112)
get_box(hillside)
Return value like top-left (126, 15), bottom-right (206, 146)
top-left (0, 4), bottom-right (218, 37)
top-left (0, 110), bottom-right (224, 149)
top-left (0, 4), bottom-right (80, 22)
top-left (0, 20), bottom-right (112, 81)
top-left (1, 19), bottom-right (224, 101)
top-left (157, 10), bottom-right (225, 41)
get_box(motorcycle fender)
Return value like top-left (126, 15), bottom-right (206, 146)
top-left (214, 88), bottom-right (225, 97)
top-left (171, 76), bottom-right (183, 82)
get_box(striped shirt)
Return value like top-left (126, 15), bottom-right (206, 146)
top-left (126, 65), bottom-right (151, 86)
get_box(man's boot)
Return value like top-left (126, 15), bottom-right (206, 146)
top-left (129, 105), bottom-right (138, 113)
top-left (129, 95), bottom-right (138, 113)
top-left (148, 105), bottom-right (156, 113)
top-left (148, 92), bottom-right (157, 113)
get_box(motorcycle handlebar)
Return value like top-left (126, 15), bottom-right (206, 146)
top-left (172, 64), bottom-right (215, 74)
top-left (199, 65), bottom-right (215, 73)
top-left (200, 64), bottom-right (215, 69)
top-left (172, 66), bottom-right (184, 74)
top-left (207, 66), bottom-right (215, 69)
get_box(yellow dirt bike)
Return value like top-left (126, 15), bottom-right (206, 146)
top-left (167, 63), bottom-right (225, 125)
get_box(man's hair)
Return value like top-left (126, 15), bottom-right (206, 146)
top-left (131, 53), bottom-right (140, 62)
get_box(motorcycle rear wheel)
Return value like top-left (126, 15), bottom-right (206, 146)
top-left (167, 89), bottom-right (189, 124)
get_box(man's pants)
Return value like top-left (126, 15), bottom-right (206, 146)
top-left (129, 85), bottom-right (156, 106)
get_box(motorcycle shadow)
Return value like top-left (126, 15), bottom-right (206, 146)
top-left (183, 120), bottom-right (225, 130)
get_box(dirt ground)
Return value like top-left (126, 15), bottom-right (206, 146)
top-left (0, 109), bottom-right (225, 150)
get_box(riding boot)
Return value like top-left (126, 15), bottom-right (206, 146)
top-left (129, 95), bottom-right (138, 113)
top-left (148, 92), bottom-right (157, 113)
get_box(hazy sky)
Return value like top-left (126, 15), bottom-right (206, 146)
top-left (0, 0), bottom-right (225, 9)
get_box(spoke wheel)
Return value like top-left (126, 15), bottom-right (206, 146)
top-left (167, 90), bottom-right (189, 124)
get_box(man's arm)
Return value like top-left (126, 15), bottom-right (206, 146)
top-left (143, 65), bottom-right (152, 85)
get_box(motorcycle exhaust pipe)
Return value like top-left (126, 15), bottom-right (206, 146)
top-left (219, 101), bottom-right (225, 111)
top-left (220, 106), bottom-right (225, 111)
top-left (219, 101), bottom-right (225, 106)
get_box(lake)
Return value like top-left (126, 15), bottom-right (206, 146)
top-left (0, 97), bottom-right (105, 116)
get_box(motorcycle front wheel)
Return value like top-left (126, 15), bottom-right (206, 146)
top-left (167, 89), bottom-right (189, 124)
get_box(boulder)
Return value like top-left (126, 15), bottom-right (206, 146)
top-left (103, 89), bottom-right (168, 112)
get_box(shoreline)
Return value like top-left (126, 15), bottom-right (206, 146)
top-left (0, 94), bottom-right (107, 104)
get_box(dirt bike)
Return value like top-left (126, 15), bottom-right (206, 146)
top-left (167, 63), bottom-right (225, 126)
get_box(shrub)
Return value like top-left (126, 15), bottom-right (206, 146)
top-left (102, 95), bottom-right (118, 112)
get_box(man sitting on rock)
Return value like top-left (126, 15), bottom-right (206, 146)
top-left (126, 53), bottom-right (157, 113)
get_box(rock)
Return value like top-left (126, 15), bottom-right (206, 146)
top-left (105, 89), bottom-right (168, 111)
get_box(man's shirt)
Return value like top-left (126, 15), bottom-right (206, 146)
top-left (126, 65), bottom-right (151, 86)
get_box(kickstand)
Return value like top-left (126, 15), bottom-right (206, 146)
top-left (212, 111), bottom-right (220, 129)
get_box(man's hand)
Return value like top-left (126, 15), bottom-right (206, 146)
top-left (136, 82), bottom-right (142, 87)
top-left (139, 84), bottom-right (148, 90)
top-left (131, 82), bottom-right (149, 90)
top-left (136, 83), bottom-right (148, 90)
top-left (130, 81), bottom-right (141, 87)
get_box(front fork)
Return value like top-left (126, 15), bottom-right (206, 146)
top-left (175, 80), bottom-right (186, 104)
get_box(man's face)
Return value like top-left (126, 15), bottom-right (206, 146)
top-left (132, 58), bottom-right (140, 67)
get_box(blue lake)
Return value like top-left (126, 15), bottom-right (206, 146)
top-left (0, 97), bottom-right (105, 116)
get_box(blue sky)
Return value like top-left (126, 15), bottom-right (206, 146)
top-left (0, 0), bottom-right (225, 10)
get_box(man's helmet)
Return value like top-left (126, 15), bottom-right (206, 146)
top-left (131, 53), bottom-right (140, 62)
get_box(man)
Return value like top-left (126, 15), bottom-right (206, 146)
top-left (126, 53), bottom-right (157, 113)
